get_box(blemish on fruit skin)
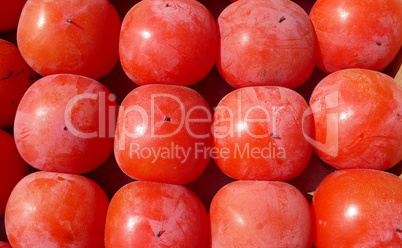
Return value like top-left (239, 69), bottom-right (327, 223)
top-left (164, 116), bottom-right (171, 122)
top-left (62, 126), bottom-right (68, 131)
top-left (396, 228), bottom-right (401, 232)
top-left (66, 19), bottom-right (73, 23)
top-left (0, 71), bottom-right (13, 80)
top-left (278, 16), bottom-right (286, 23)
top-left (269, 132), bottom-right (280, 139)
top-left (376, 41), bottom-right (382, 46)
top-left (156, 229), bottom-right (165, 237)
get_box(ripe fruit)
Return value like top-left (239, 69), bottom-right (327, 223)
top-left (17, 0), bottom-right (121, 79)
top-left (5, 171), bottom-right (109, 248)
top-left (217, 0), bottom-right (316, 89)
top-left (119, 0), bottom-right (218, 86)
top-left (310, 0), bottom-right (402, 73)
top-left (14, 74), bottom-right (117, 174)
top-left (312, 169), bottom-right (402, 247)
top-left (114, 84), bottom-right (212, 184)
top-left (213, 86), bottom-right (313, 181)
top-left (105, 181), bottom-right (208, 248)
top-left (309, 69), bottom-right (402, 170)
top-left (210, 180), bottom-right (313, 247)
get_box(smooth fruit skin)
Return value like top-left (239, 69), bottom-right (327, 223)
top-left (210, 180), bottom-right (313, 248)
top-left (217, 0), bottom-right (316, 89)
top-left (105, 181), bottom-right (209, 248)
top-left (309, 69), bottom-right (402, 170)
top-left (312, 169), bottom-right (402, 247)
top-left (0, 0), bottom-right (27, 31)
top-left (5, 171), bottom-right (109, 248)
top-left (0, 129), bottom-right (28, 216)
top-left (17, 0), bottom-right (121, 79)
top-left (0, 241), bottom-right (11, 248)
top-left (14, 74), bottom-right (117, 174)
top-left (0, 39), bottom-right (38, 128)
top-left (119, 0), bottom-right (218, 86)
top-left (310, 0), bottom-right (402, 74)
top-left (212, 86), bottom-right (313, 181)
top-left (114, 84), bottom-right (212, 185)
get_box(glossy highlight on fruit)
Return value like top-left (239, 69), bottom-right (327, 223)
top-left (213, 86), bottom-right (313, 181)
top-left (5, 171), bottom-right (109, 248)
top-left (14, 74), bottom-right (117, 174)
top-left (309, 69), bottom-right (402, 170)
top-left (119, 0), bottom-right (218, 86)
top-left (17, 0), bottom-right (121, 79)
top-left (310, 0), bottom-right (402, 73)
top-left (114, 84), bottom-right (212, 184)
top-left (312, 169), bottom-right (402, 247)
top-left (217, 0), bottom-right (316, 89)
top-left (210, 180), bottom-right (313, 247)
top-left (105, 181), bottom-right (208, 248)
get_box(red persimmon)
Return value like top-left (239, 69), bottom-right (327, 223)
top-left (0, 241), bottom-right (11, 248)
top-left (114, 84), bottom-right (212, 184)
top-left (310, 0), bottom-right (402, 73)
top-left (217, 0), bottom-right (316, 89)
top-left (309, 69), bottom-right (402, 170)
top-left (0, 39), bottom-right (37, 128)
top-left (312, 169), bottom-right (402, 247)
top-left (5, 171), bottom-right (109, 248)
top-left (119, 0), bottom-right (218, 86)
top-left (213, 86), bottom-right (313, 181)
top-left (210, 180), bottom-right (313, 247)
top-left (14, 74), bottom-right (117, 174)
top-left (105, 181), bottom-right (208, 248)
top-left (17, 0), bottom-right (121, 79)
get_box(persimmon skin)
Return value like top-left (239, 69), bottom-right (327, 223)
top-left (310, 0), bottom-right (402, 73)
top-left (210, 180), bottom-right (313, 248)
top-left (17, 0), bottom-right (121, 79)
top-left (5, 171), bottom-right (109, 248)
top-left (309, 69), bottom-right (402, 170)
top-left (14, 74), bottom-right (117, 174)
top-left (312, 169), bottom-right (402, 247)
top-left (0, 39), bottom-right (37, 128)
top-left (119, 0), bottom-right (218, 86)
top-left (212, 86), bottom-right (313, 181)
top-left (114, 84), bottom-right (212, 185)
top-left (0, 241), bottom-right (11, 248)
top-left (105, 181), bottom-right (209, 248)
top-left (217, 0), bottom-right (316, 89)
